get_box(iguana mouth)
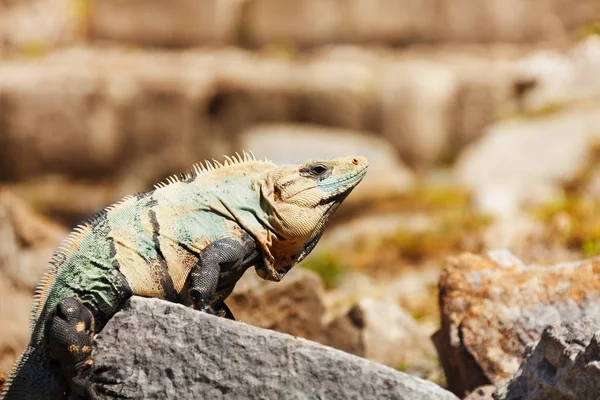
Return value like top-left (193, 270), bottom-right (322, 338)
top-left (320, 191), bottom-right (347, 206)
top-left (319, 166), bottom-right (367, 205)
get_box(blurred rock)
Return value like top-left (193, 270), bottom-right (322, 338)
top-left (316, 213), bottom-right (444, 326)
top-left (5, 177), bottom-right (140, 227)
top-left (89, 0), bottom-right (244, 46)
top-left (483, 214), bottom-right (543, 255)
top-left (465, 385), bottom-right (496, 400)
top-left (455, 107), bottom-right (600, 216)
top-left (227, 267), bottom-right (326, 341)
top-left (513, 36), bottom-right (600, 113)
top-left (0, 262), bottom-right (32, 376)
top-left (0, 190), bottom-right (65, 290)
top-left (318, 212), bottom-right (434, 253)
top-left (450, 58), bottom-right (514, 155)
top-left (242, 0), bottom-right (342, 46)
top-left (323, 298), bottom-right (443, 381)
top-left (381, 61), bottom-right (457, 167)
top-left (0, 189), bottom-right (66, 373)
top-left (3, 0), bottom-right (595, 54)
top-left (120, 59), bottom-right (216, 184)
top-left (342, 0), bottom-right (437, 44)
top-left (94, 296), bottom-right (459, 399)
top-left (228, 267), bottom-right (441, 376)
top-left (213, 57), bottom-right (380, 134)
top-left (4, 0), bottom-right (600, 54)
top-left (433, 250), bottom-right (600, 397)
top-left (298, 59), bottom-right (380, 131)
top-left (0, 63), bottom-right (123, 179)
top-left (1, 46), bottom-right (515, 182)
top-left (434, 0), bottom-right (560, 43)
top-left (378, 54), bottom-right (512, 167)
top-left (0, 49), bottom-right (216, 183)
top-left (482, 213), bottom-right (580, 263)
top-left (242, 0), bottom-right (435, 46)
top-left (583, 164), bottom-right (600, 197)
top-left (556, 0), bottom-right (600, 33)
top-left (0, 0), bottom-right (81, 56)
top-left (496, 316), bottom-right (600, 400)
top-left (241, 0), bottom-right (598, 46)
top-left (240, 123), bottom-right (415, 206)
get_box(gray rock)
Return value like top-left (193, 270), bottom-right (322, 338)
top-left (94, 296), bottom-right (458, 400)
top-left (496, 317), bottom-right (600, 400)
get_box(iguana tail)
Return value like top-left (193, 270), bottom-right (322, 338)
top-left (1, 346), bottom-right (67, 400)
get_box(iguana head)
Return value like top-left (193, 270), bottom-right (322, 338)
top-left (255, 156), bottom-right (368, 281)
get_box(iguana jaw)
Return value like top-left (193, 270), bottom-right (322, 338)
top-left (254, 156), bottom-right (368, 282)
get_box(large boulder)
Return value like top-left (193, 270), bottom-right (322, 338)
top-left (94, 296), bottom-right (459, 399)
top-left (496, 317), bottom-right (600, 400)
top-left (433, 250), bottom-right (600, 397)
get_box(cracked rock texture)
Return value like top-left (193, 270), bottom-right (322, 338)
top-left (496, 317), bottom-right (600, 400)
top-left (94, 296), bottom-right (458, 400)
top-left (433, 250), bottom-right (600, 397)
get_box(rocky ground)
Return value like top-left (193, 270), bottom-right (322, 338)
top-left (3, 0), bottom-right (600, 398)
top-left (94, 296), bottom-right (458, 400)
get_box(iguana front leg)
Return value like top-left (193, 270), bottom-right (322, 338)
top-left (189, 237), bottom-right (256, 319)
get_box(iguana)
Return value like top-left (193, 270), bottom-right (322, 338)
top-left (1, 152), bottom-right (368, 400)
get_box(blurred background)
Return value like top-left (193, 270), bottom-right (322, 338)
top-left (2, 0), bottom-right (600, 395)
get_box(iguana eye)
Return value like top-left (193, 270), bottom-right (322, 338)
top-left (300, 163), bottom-right (331, 179)
top-left (309, 164), bottom-right (329, 176)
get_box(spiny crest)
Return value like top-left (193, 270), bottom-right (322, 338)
top-left (154, 150), bottom-right (274, 190)
top-left (30, 194), bottom-right (136, 328)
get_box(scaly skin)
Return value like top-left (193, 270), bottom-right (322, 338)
top-left (1, 153), bottom-right (368, 400)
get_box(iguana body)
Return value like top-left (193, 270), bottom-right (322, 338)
top-left (2, 153), bottom-right (367, 400)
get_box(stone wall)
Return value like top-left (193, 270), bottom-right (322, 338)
top-left (0, 46), bottom-right (517, 184)
top-left (2, 0), bottom-right (600, 55)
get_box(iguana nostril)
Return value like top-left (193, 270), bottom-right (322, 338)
top-left (352, 158), bottom-right (359, 165)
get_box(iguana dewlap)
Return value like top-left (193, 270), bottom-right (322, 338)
top-left (1, 153), bottom-right (368, 400)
